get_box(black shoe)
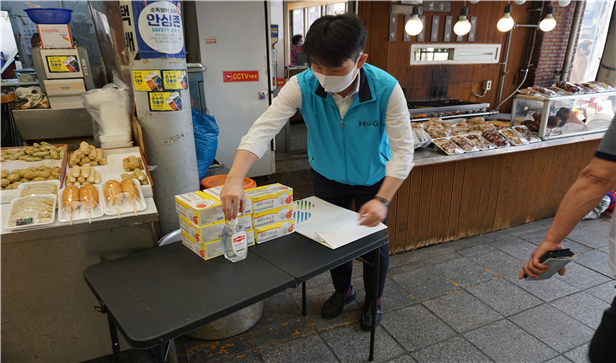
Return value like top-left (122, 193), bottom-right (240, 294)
top-left (360, 301), bottom-right (382, 331)
top-left (322, 287), bottom-right (356, 319)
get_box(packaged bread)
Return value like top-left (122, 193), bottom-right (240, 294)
top-left (482, 130), bottom-right (510, 147)
top-left (433, 138), bottom-right (464, 155)
top-left (466, 134), bottom-right (496, 150)
top-left (499, 129), bottom-right (529, 146)
top-left (513, 125), bottom-right (541, 143)
top-left (450, 136), bottom-right (479, 152)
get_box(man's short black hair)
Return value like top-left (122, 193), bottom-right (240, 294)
top-left (302, 13), bottom-right (368, 68)
top-left (292, 34), bottom-right (303, 45)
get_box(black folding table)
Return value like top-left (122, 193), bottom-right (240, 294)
top-left (84, 230), bottom-right (388, 362)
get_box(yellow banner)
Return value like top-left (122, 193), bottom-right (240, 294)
top-left (46, 56), bottom-right (78, 73)
top-left (162, 70), bottom-right (187, 90)
top-left (149, 91), bottom-right (182, 112)
top-left (133, 70), bottom-right (162, 92)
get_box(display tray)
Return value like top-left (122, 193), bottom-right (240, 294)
top-left (5, 194), bottom-right (57, 231)
top-left (1, 144), bottom-right (68, 204)
top-left (67, 146), bottom-right (154, 198)
top-left (101, 179), bottom-right (147, 217)
top-left (58, 185), bottom-right (105, 223)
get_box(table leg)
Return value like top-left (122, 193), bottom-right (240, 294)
top-left (302, 281), bottom-right (307, 316)
top-left (156, 341), bottom-right (167, 363)
top-left (369, 247), bottom-right (380, 362)
top-left (107, 315), bottom-right (122, 363)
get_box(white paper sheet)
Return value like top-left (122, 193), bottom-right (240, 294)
top-left (293, 196), bottom-right (386, 249)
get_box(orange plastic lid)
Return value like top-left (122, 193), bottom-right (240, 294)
top-left (201, 174), bottom-right (257, 190)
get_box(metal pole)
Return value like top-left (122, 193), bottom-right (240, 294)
top-left (597, 4), bottom-right (616, 84)
top-left (560, 1), bottom-right (584, 81)
top-left (496, 29), bottom-right (513, 112)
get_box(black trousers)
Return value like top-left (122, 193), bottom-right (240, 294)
top-left (312, 170), bottom-right (389, 300)
top-left (589, 288), bottom-right (616, 362)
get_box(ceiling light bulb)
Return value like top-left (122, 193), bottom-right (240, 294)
top-left (468, 0), bottom-right (480, 3)
top-left (540, 6), bottom-right (557, 32)
top-left (405, 15), bottom-right (423, 36)
top-left (514, 0), bottom-right (526, 4)
top-left (405, 6), bottom-right (423, 36)
top-left (558, 0), bottom-right (571, 6)
top-left (497, 5), bottom-right (515, 32)
top-left (454, 7), bottom-right (472, 36)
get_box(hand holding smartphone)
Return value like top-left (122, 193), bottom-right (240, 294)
top-left (524, 248), bottom-right (574, 280)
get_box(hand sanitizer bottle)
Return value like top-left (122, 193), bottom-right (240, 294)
top-left (220, 218), bottom-right (247, 262)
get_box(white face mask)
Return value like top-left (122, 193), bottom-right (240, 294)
top-left (313, 54), bottom-right (362, 93)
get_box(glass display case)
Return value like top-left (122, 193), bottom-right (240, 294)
top-left (510, 91), bottom-right (616, 139)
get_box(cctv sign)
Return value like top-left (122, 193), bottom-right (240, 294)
top-left (223, 70), bottom-right (259, 83)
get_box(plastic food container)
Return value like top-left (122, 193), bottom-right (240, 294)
top-left (101, 179), bottom-right (147, 216)
top-left (58, 185), bottom-right (105, 223)
top-left (432, 138), bottom-right (464, 155)
top-left (5, 194), bottom-right (56, 230)
top-left (24, 8), bottom-right (73, 24)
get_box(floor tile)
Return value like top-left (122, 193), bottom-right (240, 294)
top-left (599, 246), bottom-right (609, 253)
top-left (384, 355), bottom-right (417, 363)
top-left (181, 333), bottom-right (257, 363)
top-left (504, 274), bottom-right (579, 302)
top-left (550, 292), bottom-right (610, 329)
top-left (388, 252), bottom-right (462, 277)
top-left (410, 336), bottom-right (492, 363)
top-left (567, 223), bottom-right (611, 248)
top-left (390, 266), bottom-right (459, 301)
top-left (248, 303), bottom-right (315, 348)
top-left (354, 278), bottom-right (419, 311)
top-left (584, 281), bottom-right (616, 304)
top-left (488, 235), bottom-right (528, 249)
top-left (573, 250), bottom-right (613, 277)
top-left (444, 235), bottom-right (491, 252)
top-left (322, 324), bottom-right (404, 363)
top-left (543, 355), bottom-right (574, 363)
top-left (554, 262), bottom-right (612, 289)
top-left (431, 256), bottom-right (499, 288)
top-left (467, 249), bottom-right (525, 276)
top-left (464, 319), bottom-right (558, 362)
top-left (518, 230), bottom-right (548, 245)
top-left (466, 278), bottom-right (543, 316)
top-left (457, 243), bottom-right (495, 257)
top-left (381, 304), bottom-right (456, 351)
top-left (509, 305), bottom-right (594, 353)
top-left (564, 344), bottom-right (590, 363)
top-left (265, 290), bottom-right (298, 308)
top-left (422, 290), bottom-right (502, 333)
top-left (498, 240), bottom-right (540, 261)
top-left (259, 333), bottom-right (337, 363)
top-left (292, 290), bottom-right (362, 332)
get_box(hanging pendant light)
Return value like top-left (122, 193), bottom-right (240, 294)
top-left (405, 6), bottom-right (423, 36)
top-left (497, 4), bottom-right (515, 32)
top-left (454, 6), bottom-right (472, 36)
top-left (539, 6), bottom-right (557, 32)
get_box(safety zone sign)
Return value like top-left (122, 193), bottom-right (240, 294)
top-left (223, 70), bottom-right (259, 83)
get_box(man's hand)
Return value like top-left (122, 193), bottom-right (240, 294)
top-left (519, 240), bottom-right (565, 279)
top-left (358, 199), bottom-right (388, 227)
top-left (220, 179), bottom-right (246, 221)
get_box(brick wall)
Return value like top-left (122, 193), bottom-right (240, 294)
top-left (525, 1), bottom-right (585, 88)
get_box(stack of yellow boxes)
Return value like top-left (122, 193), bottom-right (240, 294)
top-left (245, 183), bottom-right (295, 244)
top-left (175, 189), bottom-right (255, 261)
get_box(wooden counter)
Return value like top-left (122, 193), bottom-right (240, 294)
top-left (386, 134), bottom-right (603, 255)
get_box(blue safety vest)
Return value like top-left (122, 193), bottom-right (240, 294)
top-left (297, 63), bottom-right (398, 186)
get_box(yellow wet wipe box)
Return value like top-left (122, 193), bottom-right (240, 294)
top-left (202, 186), bottom-right (254, 216)
top-left (245, 183), bottom-right (293, 213)
top-left (175, 190), bottom-right (253, 227)
top-left (255, 219), bottom-right (295, 244)
top-left (253, 204), bottom-right (294, 229)
top-left (181, 229), bottom-right (255, 261)
top-left (179, 213), bottom-right (252, 244)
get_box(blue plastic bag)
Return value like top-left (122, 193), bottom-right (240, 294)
top-left (192, 108), bottom-right (219, 180)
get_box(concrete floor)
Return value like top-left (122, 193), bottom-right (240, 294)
top-left (84, 215), bottom-right (614, 363)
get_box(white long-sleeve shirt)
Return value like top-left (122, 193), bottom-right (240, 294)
top-left (238, 73), bottom-right (414, 180)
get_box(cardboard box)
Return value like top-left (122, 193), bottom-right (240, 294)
top-left (245, 183), bottom-right (293, 213)
top-left (253, 204), bottom-right (294, 229)
top-left (255, 219), bottom-right (295, 244)
top-left (181, 229), bottom-right (255, 261)
top-left (179, 213), bottom-right (252, 244)
top-left (175, 191), bottom-right (224, 227)
top-left (38, 24), bottom-right (73, 49)
top-left (202, 186), bottom-right (254, 214)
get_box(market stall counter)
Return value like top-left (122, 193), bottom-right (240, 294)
top-left (386, 118), bottom-right (607, 256)
top-left (1, 144), bottom-right (160, 362)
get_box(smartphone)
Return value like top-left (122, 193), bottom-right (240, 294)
top-left (524, 248), bottom-right (574, 281)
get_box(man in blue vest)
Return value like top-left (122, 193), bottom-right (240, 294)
top-left (221, 13), bottom-right (414, 330)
